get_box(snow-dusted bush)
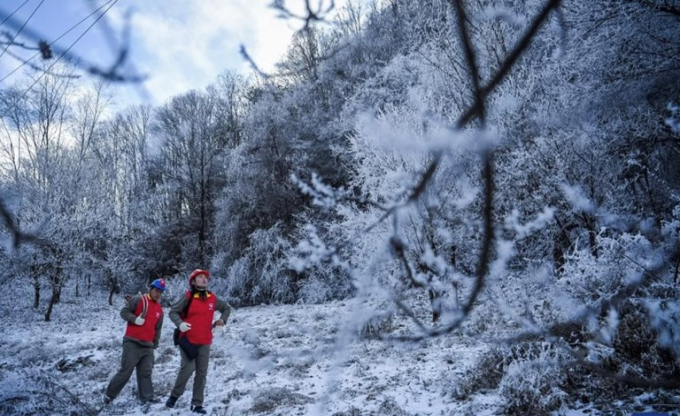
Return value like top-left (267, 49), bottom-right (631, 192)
top-left (557, 224), bottom-right (679, 383)
top-left (449, 346), bottom-right (505, 400)
top-left (359, 310), bottom-right (396, 338)
top-left (249, 387), bottom-right (313, 413)
top-left (611, 300), bottom-right (679, 382)
top-left (225, 224), bottom-right (296, 306)
top-left (376, 396), bottom-right (411, 415)
top-left (499, 343), bottom-right (570, 416)
top-left (298, 272), bottom-right (354, 304)
top-left (290, 221), bottom-right (356, 304)
top-left (0, 368), bottom-right (100, 416)
top-left (450, 342), bottom-right (570, 414)
top-left (560, 232), bottom-right (657, 306)
top-left (0, 370), bottom-right (39, 416)
top-left (331, 407), bottom-right (364, 416)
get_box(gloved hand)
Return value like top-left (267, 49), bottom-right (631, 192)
top-left (134, 316), bottom-right (145, 326)
top-left (179, 322), bottom-right (192, 332)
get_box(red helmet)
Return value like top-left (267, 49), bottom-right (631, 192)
top-left (189, 269), bottom-right (210, 286)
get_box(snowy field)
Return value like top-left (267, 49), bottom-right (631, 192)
top-left (0, 291), bottom-right (676, 416)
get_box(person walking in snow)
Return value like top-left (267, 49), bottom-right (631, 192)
top-left (165, 269), bottom-right (231, 414)
top-left (105, 278), bottom-right (166, 405)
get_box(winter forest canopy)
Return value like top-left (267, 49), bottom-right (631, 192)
top-left (0, 0), bottom-right (679, 415)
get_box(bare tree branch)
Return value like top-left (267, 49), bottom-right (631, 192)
top-left (0, 195), bottom-right (48, 249)
top-left (0, 0), bottom-right (145, 84)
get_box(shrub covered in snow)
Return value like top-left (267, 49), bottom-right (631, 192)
top-left (225, 225), bottom-right (296, 306)
top-left (250, 387), bottom-right (314, 413)
top-left (498, 343), bottom-right (570, 415)
top-left (449, 346), bottom-right (505, 400)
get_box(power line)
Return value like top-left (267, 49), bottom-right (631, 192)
top-left (1, 47), bottom-right (78, 80)
top-left (0, 0), bottom-right (46, 61)
top-left (0, 0), bottom-right (116, 84)
top-left (14, 0), bottom-right (119, 103)
top-left (0, 0), bottom-right (31, 28)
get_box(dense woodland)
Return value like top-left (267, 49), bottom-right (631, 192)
top-left (0, 0), bottom-right (678, 414)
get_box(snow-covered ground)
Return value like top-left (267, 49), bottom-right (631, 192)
top-left (0, 293), bottom-right (488, 415)
top-left (0, 291), bottom-right (676, 415)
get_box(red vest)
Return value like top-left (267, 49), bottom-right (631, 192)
top-left (124, 294), bottom-right (162, 343)
top-left (183, 291), bottom-right (218, 345)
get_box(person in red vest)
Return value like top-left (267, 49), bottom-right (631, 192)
top-left (104, 278), bottom-right (166, 405)
top-left (165, 269), bottom-right (230, 414)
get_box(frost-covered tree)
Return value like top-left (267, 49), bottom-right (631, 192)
top-left (290, 0), bottom-right (679, 405)
top-left (153, 89), bottom-right (230, 267)
top-left (0, 64), bottom-right (123, 319)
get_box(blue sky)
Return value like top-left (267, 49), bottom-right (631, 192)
top-left (0, 0), bottom-right (342, 108)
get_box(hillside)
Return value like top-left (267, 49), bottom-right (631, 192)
top-left (0, 291), bottom-right (677, 416)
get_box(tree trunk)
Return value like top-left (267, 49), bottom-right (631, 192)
top-left (53, 266), bottom-right (63, 304)
top-left (553, 233), bottom-right (566, 275)
top-left (553, 218), bottom-right (575, 276)
top-left (53, 282), bottom-right (62, 303)
top-left (581, 213), bottom-right (599, 259)
top-left (33, 278), bottom-right (40, 309)
top-left (429, 289), bottom-right (441, 323)
top-left (44, 286), bottom-right (58, 321)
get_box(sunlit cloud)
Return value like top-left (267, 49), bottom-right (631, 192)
top-left (107, 0), bottom-right (307, 107)
top-left (0, 0), bottom-right (346, 109)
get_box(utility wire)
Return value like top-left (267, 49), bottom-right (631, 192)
top-left (0, 0), bottom-right (30, 28)
top-left (0, 0), bottom-right (45, 61)
top-left (0, 0), bottom-right (115, 84)
top-left (2, 47), bottom-right (79, 80)
top-left (14, 0), bottom-right (118, 103)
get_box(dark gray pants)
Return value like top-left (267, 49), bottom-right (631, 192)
top-left (106, 340), bottom-right (155, 401)
top-left (170, 344), bottom-right (211, 406)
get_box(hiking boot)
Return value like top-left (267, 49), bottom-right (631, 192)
top-left (191, 405), bottom-right (207, 414)
top-left (165, 396), bottom-right (178, 408)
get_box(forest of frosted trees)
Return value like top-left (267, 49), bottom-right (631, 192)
top-left (0, 0), bottom-right (678, 413)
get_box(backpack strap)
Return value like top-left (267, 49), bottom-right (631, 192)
top-left (139, 292), bottom-right (149, 318)
top-left (180, 290), bottom-right (194, 319)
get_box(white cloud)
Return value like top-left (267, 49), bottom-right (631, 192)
top-left (0, 0), bottom-right (346, 108)
top-left (108, 0), bottom-right (310, 106)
